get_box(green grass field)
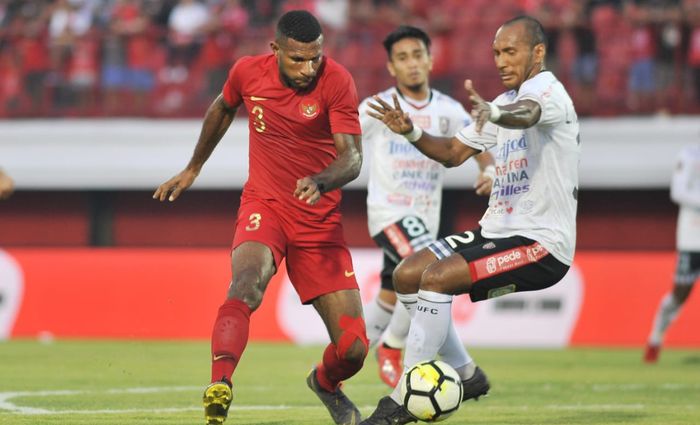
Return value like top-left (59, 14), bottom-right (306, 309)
top-left (0, 340), bottom-right (698, 425)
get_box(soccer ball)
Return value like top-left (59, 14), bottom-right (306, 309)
top-left (400, 360), bottom-right (463, 422)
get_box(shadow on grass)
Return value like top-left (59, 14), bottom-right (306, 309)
top-left (681, 355), bottom-right (700, 365)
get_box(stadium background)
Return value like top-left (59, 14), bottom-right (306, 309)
top-left (1, 0), bottom-right (699, 348)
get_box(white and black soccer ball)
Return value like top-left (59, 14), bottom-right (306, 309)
top-left (400, 360), bottom-right (463, 422)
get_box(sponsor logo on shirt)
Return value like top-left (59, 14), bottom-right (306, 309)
top-left (386, 140), bottom-right (442, 192)
top-left (491, 143), bottom-right (531, 203)
top-left (439, 116), bottom-right (449, 135)
top-left (496, 134), bottom-right (528, 160)
top-left (389, 140), bottom-right (421, 155)
top-left (488, 200), bottom-right (517, 215)
top-left (387, 193), bottom-right (412, 206)
top-left (412, 115), bottom-right (431, 129)
top-left (299, 98), bottom-right (319, 119)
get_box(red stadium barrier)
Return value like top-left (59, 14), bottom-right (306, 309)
top-left (1, 248), bottom-right (698, 347)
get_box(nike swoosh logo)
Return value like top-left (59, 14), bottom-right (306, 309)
top-left (213, 354), bottom-right (232, 361)
top-left (344, 270), bottom-right (355, 277)
top-left (250, 96), bottom-right (268, 101)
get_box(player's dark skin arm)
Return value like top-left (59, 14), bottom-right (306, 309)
top-left (408, 133), bottom-right (480, 169)
top-left (153, 94), bottom-right (238, 201)
top-left (465, 79), bottom-right (541, 132)
top-left (367, 94), bottom-right (480, 168)
top-left (490, 100), bottom-right (541, 128)
top-left (387, 80), bottom-right (541, 155)
top-left (294, 133), bottom-right (362, 204)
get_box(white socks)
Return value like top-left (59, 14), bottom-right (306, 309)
top-left (648, 293), bottom-right (681, 346)
top-left (403, 289), bottom-right (454, 369)
top-left (396, 292), bottom-right (418, 317)
top-left (395, 291), bottom-right (473, 373)
top-left (383, 300), bottom-right (411, 349)
top-left (391, 290), bottom-right (454, 403)
top-left (365, 297), bottom-right (395, 348)
top-left (438, 320), bottom-right (473, 376)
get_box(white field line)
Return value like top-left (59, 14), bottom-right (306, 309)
top-left (0, 387), bottom-right (336, 415)
top-left (0, 385), bottom-right (698, 416)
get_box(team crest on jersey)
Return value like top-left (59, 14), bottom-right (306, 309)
top-left (299, 98), bottom-right (320, 119)
top-left (439, 117), bottom-right (449, 135)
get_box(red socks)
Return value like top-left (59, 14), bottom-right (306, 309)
top-left (211, 298), bottom-right (252, 383)
top-left (315, 342), bottom-right (365, 392)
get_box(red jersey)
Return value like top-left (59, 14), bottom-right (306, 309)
top-left (222, 54), bottom-right (361, 218)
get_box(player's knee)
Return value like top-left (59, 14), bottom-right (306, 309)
top-left (393, 258), bottom-right (421, 294)
top-left (228, 270), bottom-right (265, 311)
top-left (338, 338), bottom-right (368, 365)
top-left (336, 316), bottom-right (369, 365)
top-left (419, 264), bottom-right (450, 293)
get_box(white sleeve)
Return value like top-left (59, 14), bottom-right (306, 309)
top-left (454, 101), bottom-right (472, 129)
top-left (454, 121), bottom-right (498, 152)
top-left (670, 151), bottom-right (700, 208)
top-left (517, 81), bottom-right (566, 126)
top-left (359, 97), bottom-right (379, 138)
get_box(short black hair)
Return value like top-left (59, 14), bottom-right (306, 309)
top-left (502, 15), bottom-right (547, 48)
top-left (276, 10), bottom-right (322, 43)
top-left (382, 25), bottom-right (431, 58)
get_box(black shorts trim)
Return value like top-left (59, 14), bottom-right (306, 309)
top-left (373, 216), bottom-right (433, 290)
top-left (427, 227), bottom-right (569, 302)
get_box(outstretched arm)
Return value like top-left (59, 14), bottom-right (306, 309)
top-left (153, 94), bottom-right (238, 202)
top-left (295, 133), bottom-right (363, 205)
top-left (367, 94), bottom-right (480, 168)
top-left (465, 79), bottom-right (541, 132)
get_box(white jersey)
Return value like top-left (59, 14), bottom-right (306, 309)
top-left (455, 71), bottom-right (579, 265)
top-left (671, 145), bottom-right (700, 251)
top-left (361, 87), bottom-right (471, 238)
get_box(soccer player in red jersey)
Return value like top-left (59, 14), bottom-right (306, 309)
top-left (154, 11), bottom-right (367, 425)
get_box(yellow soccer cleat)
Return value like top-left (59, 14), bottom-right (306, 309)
top-left (203, 381), bottom-right (232, 425)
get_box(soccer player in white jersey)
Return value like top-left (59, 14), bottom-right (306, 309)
top-left (644, 145), bottom-right (700, 363)
top-left (360, 26), bottom-right (495, 388)
top-left (361, 15), bottom-right (580, 424)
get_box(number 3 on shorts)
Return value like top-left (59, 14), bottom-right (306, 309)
top-left (245, 213), bottom-right (262, 231)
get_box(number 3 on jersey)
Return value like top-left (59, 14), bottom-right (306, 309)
top-left (252, 105), bottom-right (266, 133)
top-left (245, 213), bottom-right (262, 231)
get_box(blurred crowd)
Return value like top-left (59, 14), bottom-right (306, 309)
top-left (1, 0), bottom-right (699, 117)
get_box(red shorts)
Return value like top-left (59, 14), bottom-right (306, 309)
top-left (232, 196), bottom-right (358, 304)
